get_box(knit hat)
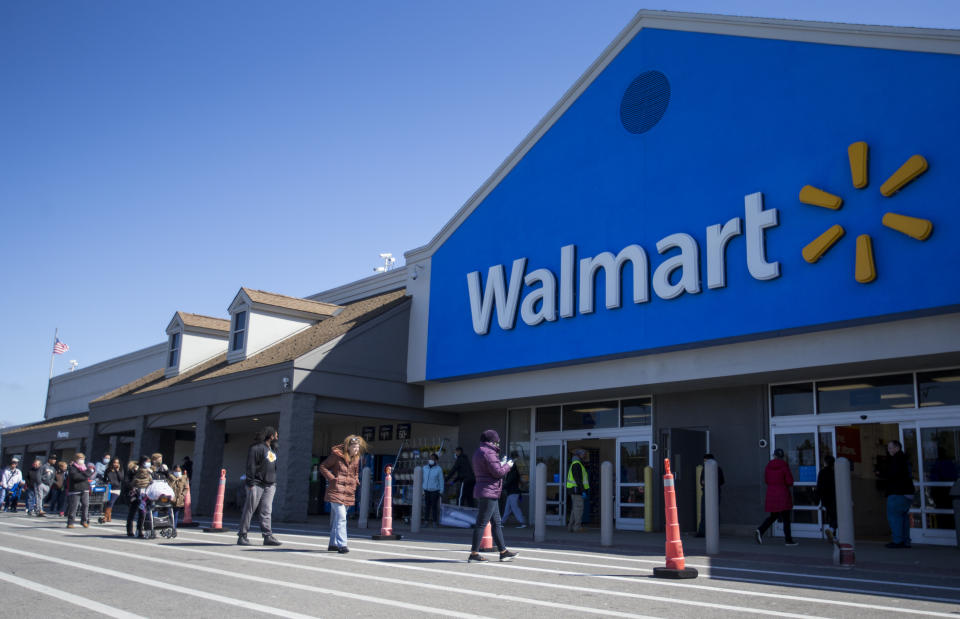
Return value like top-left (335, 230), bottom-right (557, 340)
top-left (480, 429), bottom-right (500, 444)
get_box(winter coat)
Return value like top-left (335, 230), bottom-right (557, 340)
top-left (26, 466), bottom-right (43, 489)
top-left (877, 450), bottom-right (915, 496)
top-left (1, 467), bottom-right (22, 490)
top-left (319, 446), bottom-right (360, 506)
top-left (423, 463), bottom-right (444, 492)
top-left (105, 468), bottom-right (124, 494)
top-left (169, 475), bottom-right (188, 508)
top-left (67, 462), bottom-right (92, 493)
top-left (815, 464), bottom-right (836, 510)
top-left (763, 458), bottom-right (794, 513)
top-left (503, 466), bottom-right (521, 496)
top-left (472, 442), bottom-right (511, 500)
top-left (245, 443), bottom-right (277, 487)
top-left (446, 454), bottom-right (475, 483)
top-left (40, 463), bottom-right (56, 487)
top-left (132, 467), bottom-right (153, 490)
top-left (52, 468), bottom-right (66, 490)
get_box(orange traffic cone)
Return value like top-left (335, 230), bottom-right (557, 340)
top-left (180, 480), bottom-right (198, 527)
top-left (372, 466), bottom-right (402, 540)
top-left (479, 522), bottom-right (495, 552)
top-left (202, 469), bottom-right (227, 533)
top-left (652, 459), bottom-right (698, 579)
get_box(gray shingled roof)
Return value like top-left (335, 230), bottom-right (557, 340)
top-left (176, 312), bottom-right (230, 332)
top-left (94, 289), bottom-right (407, 403)
top-left (242, 288), bottom-right (341, 317)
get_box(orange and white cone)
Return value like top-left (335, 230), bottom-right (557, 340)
top-left (479, 522), bottom-right (496, 552)
top-left (652, 459), bottom-right (698, 579)
top-left (180, 480), bottom-right (198, 527)
top-left (372, 465), bottom-right (401, 540)
top-left (202, 469), bottom-right (227, 533)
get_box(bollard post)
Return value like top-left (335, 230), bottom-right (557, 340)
top-left (180, 480), bottom-right (198, 527)
top-left (644, 465), bottom-right (654, 532)
top-left (372, 465), bottom-right (401, 540)
top-left (601, 461), bottom-right (613, 547)
top-left (695, 463), bottom-right (704, 534)
top-left (705, 459), bottom-right (719, 555)
top-left (653, 459), bottom-right (698, 579)
top-left (835, 456), bottom-right (855, 567)
top-left (534, 462), bottom-right (546, 543)
top-left (358, 467), bottom-right (372, 529)
top-left (202, 469), bottom-right (227, 532)
top-left (411, 466), bottom-right (423, 533)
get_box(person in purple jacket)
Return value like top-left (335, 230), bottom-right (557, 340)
top-left (467, 429), bottom-right (519, 563)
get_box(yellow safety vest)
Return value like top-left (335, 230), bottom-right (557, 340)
top-left (566, 459), bottom-right (590, 490)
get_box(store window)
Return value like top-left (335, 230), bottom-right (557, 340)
top-left (506, 408), bottom-right (531, 491)
top-left (773, 432), bottom-right (818, 523)
top-left (619, 441), bottom-right (649, 519)
top-left (167, 332), bottom-right (180, 368)
top-left (232, 311), bottom-right (247, 351)
top-left (563, 401), bottom-right (618, 431)
top-left (621, 398), bottom-right (652, 427)
top-left (918, 368), bottom-right (960, 407)
top-left (535, 406), bottom-right (561, 432)
top-left (920, 426), bottom-right (959, 531)
top-left (817, 374), bottom-right (914, 413)
top-left (771, 383), bottom-right (814, 416)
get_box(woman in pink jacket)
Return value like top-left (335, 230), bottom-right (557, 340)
top-left (754, 448), bottom-right (798, 546)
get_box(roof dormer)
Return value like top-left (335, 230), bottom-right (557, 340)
top-left (165, 312), bottom-right (231, 378)
top-left (226, 288), bottom-right (342, 363)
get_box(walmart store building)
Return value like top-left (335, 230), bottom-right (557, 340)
top-left (403, 12), bottom-right (960, 544)
top-left (4, 12), bottom-right (958, 544)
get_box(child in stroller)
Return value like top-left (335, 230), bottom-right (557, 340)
top-left (139, 479), bottom-right (178, 539)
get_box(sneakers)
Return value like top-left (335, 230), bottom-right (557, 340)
top-left (499, 550), bottom-right (518, 562)
top-left (785, 540), bottom-right (799, 546)
top-left (237, 535), bottom-right (251, 546)
top-left (467, 553), bottom-right (488, 563)
top-left (516, 524), bottom-right (527, 529)
top-left (754, 529), bottom-right (763, 545)
top-left (263, 535), bottom-right (282, 546)
top-left (337, 546), bottom-right (349, 554)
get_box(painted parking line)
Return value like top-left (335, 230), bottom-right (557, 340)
top-left (2, 522), bottom-right (817, 619)
top-left (0, 570), bottom-right (146, 619)
top-left (0, 527), bottom-right (488, 619)
top-left (172, 526), bottom-right (960, 615)
top-left (0, 544), bottom-right (316, 619)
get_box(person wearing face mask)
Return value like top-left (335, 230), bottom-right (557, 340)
top-left (103, 459), bottom-right (124, 522)
top-left (66, 453), bottom-right (93, 528)
top-left (169, 465), bottom-right (188, 523)
top-left (422, 452), bottom-right (444, 528)
top-left (319, 434), bottom-right (367, 553)
top-left (149, 453), bottom-right (169, 481)
top-left (467, 430), bottom-right (518, 563)
top-left (94, 453), bottom-right (112, 481)
top-left (1, 458), bottom-right (22, 512)
top-left (238, 426), bottom-right (282, 547)
top-left (129, 456), bottom-right (153, 537)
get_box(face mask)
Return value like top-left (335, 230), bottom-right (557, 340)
top-left (429, 460), bottom-right (436, 466)
top-left (103, 458), bottom-right (110, 464)
top-left (76, 460), bottom-right (85, 467)
top-left (142, 462), bottom-right (151, 469)
top-left (173, 472), bottom-right (182, 478)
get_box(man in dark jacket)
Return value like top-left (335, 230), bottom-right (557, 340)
top-left (25, 458), bottom-right (44, 516)
top-left (815, 455), bottom-right (837, 541)
top-left (446, 447), bottom-right (476, 507)
top-left (238, 426), bottom-right (282, 547)
top-left (38, 455), bottom-right (57, 516)
top-left (466, 430), bottom-right (518, 563)
top-left (875, 440), bottom-right (916, 548)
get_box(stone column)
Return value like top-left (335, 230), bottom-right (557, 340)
top-left (192, 407), bottom-right (226, 516)
top-left (275, 393), bottom-right (315, 522)
top-left (85, 424), bottom-right (110, 461)
top-left (131, 416), bottom-right (163, 462)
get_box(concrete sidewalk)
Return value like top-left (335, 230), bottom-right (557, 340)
top-left (196, 508), bottom-right (960, 579)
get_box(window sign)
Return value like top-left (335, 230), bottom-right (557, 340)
top-left (362, 426), bottom-right (375, 442)
top-left (397, 424), bottom-right (411, 440)
top-left (379, 425), bottom-right (393, 441)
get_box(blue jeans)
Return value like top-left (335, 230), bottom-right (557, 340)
top-left (25, 488), bottom-right (37, 513)
top-left (886, 494), bottom-right (912, 544)
top-left (330, 502), bottom-right (348, 547)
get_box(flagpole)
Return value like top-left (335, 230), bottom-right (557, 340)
top-left (49, 327), bottom-right (58, 380)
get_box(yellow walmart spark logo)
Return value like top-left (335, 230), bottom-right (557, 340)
top-left (798, 142), bottom-right (933, 283)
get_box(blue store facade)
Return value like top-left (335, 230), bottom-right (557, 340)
top-left (404, 12), bottom-right (960, 543)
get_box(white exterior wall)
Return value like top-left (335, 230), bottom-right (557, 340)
top-left (244, 310), bottom-right (313, 358)
top-left (45, 343), bottom-right (166, 419)
top-left (177, 331), bottom-right (228, 373)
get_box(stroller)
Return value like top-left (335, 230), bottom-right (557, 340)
top-left (139, 480), bottom-right (178, 539)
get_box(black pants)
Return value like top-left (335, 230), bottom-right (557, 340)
top-left (127, 500), bottom-right (142, 535)
top-left (470, 497), bottom-right (506, 553)
top-left (424, 490), bottom-right (440, 523)
top-left (758, 510), bottom-right (794, 542)
top-left (458, 480), bottom-right (476, 507)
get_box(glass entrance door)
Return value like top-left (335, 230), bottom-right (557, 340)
top-left (535, 442), bottom-right (565, 526)
top-left (616, 437), bottom-right (650, 530)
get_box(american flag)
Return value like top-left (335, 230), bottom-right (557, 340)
top-left (53, 338), bottom-right (69, 355)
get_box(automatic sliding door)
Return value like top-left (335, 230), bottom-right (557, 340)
top-left (535, 442), bottom-right (565, 526)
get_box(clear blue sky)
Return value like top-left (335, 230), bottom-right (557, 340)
top-left (1, 1), bottom-right (958, 428)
